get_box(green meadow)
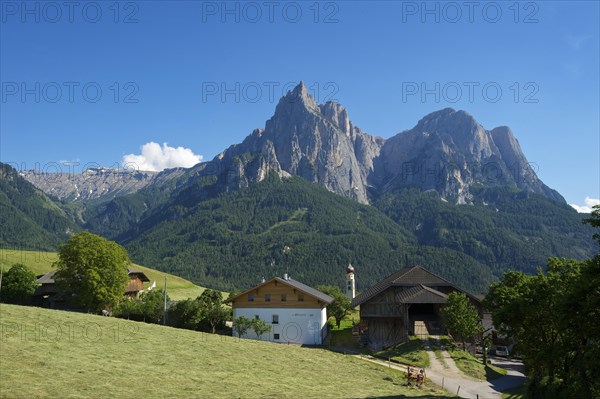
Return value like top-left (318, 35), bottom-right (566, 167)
top-left (0, 249), bottom-right (211, 301)
top-left (0, 304), bottom-right (456, 399)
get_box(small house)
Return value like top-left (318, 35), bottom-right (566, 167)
top-left (224, 275), bottom-right (334, 345)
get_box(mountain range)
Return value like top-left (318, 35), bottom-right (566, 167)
top-left (4, 82), bottom-right (596, 293)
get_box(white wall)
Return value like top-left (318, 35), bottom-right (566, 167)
top-left (233, 307), bottom-right (328, 345)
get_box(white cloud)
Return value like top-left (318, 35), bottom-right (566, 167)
top-left (122, 142), bottom-right (202, 172)
top-left (570, 197), bottom-right (600, 213)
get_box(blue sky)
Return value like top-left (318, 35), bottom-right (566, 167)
top-left (1, 1), bottom-right (598, 209)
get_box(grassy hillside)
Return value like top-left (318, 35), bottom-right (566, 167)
top-left (0, 249), bottom-right (209, 301)
top-left (0, 304), bottom-right (455, 399)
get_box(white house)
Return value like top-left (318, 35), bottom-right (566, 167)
top-left (224, 275), bottom-right (334, 345)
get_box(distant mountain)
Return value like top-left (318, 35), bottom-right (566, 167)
top-left (0, 163), bottom-right (78, 250)
top-left (21, 167), bottom-right (185, 203)
top-left (208, 82), bottom-right (384, 204)
top-left (373, 108), bottom-right (564, 203)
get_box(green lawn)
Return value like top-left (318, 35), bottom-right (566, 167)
top-left (376, 337), bottom-right (430, 368)
top-left (328, 311), bottom-right (363, 349)
top-left (0, 304), bottom-right (456, 399)
top-left (435, 337), bottom-right (506, 381)
top-left (0, 249), bottom-right (212, 301)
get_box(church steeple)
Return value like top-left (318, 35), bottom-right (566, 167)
top-left (346, 263), bottom-right (356, 299)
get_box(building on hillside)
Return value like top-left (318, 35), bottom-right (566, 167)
top-left (33, 267), bottom-right (151, 307)
top-left (125, 268), bottom-right (151, 297)
top-left (346, 263), bottom-right (356, 299)
top-left (351, 265), bottom-right (482, 350)
top-left (224, 275), bottom-right (334, 345)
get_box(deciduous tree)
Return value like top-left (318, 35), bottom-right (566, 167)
top-left (0, 263), bottom-right (37, 304)
top-left (316, 285), bottom-right (351, 328)
top-left (233, 316), bottom-right (252, 338)
top-left (55, 232), bottom-right (130, 311)
top-left (198, 289), bottom-right (228, 333)
top-left (441, 292), bottom-right (482, 350)
top-left (251, 318), bottom-right (271, 340)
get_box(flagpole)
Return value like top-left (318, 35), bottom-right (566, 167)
top-left (163, 275), bottom-right (167, 325)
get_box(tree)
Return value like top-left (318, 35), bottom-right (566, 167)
top-left (140, 289), bottom-right (168, 324)
top-left (115, 288), bottom-right (169, 324)
top-left (583, 204), bottom-right (600, 244)
top-left (198, 289), bottom-right (228, 333)
top-left (484, 258), bottom-right (600, 398)
top-left (54, 232), bottom-right (130, 311)
top-left (0, 264), bottom-right (37, 304)
top-left (316, 285), bottom-right (352, 328)
top-left (233, 316), bottom-right (252, 338)
top-left (441, 292), bottom-right (482, 350)
top-left (167, 298), bottom-right (202, 330)
top-left (251, 318), bottom-right (271, 340)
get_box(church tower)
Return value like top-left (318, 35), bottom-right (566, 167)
top-left (346, 263), bottom-right (356, 299)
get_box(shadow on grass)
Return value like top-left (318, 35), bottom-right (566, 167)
top-left (362, 396), bottom-right (457, 399)
top-left (486, 365), bottom-right (506, 381)
top-left (498, 384), bottom-right (526, 398)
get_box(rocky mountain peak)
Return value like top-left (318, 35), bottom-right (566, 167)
top-left (272, 81), bottom-right (319, 117)
top-left (376, 108), bottom-right (564, 203)
top-left (22, 84), bottom-right (564, 207)
top-left (319, 101), bottom-right (351, 135)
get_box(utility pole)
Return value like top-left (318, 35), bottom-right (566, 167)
top-left (163, 275), bottom-right (167, 325)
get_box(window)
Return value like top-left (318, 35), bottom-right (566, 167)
top-left (272, 314), bottom-right (279, 324)
top-left (281, 294), bottom-right (287, 302)
top-left (265, 294), bottom-right (271, 302)
top-left (298, 294), bottom-right (304, 302)
top-left (274, 333), bottom-right (280, 340)
top-left (248, 294), bottom-right (254, 302)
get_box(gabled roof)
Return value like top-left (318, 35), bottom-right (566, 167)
top-left (36, 267), bottom-right (149, 284)
top-left (37, 270), bottom-right (58, 284)
top-left (399, 284), bottom-right (449, 304)
top-left (351, 265), bottom-right (478, 307)
top-left (127, 267), bottom-right (150, 282)
top-left (224, 277), bottom-right (334, 305)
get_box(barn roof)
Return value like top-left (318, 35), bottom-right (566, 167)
top-left (351, 266), bottom-right (478, 307)
top-left (36, 269), bottom-right (58, 284)
top-left (224, 277), bottom-right (334, 305)
top-left (36, 267), bottom-right (149, 284)
top-left (399, 284), bottom-right (449, 304)
top-left (126, 267), bottom-right (150, 282)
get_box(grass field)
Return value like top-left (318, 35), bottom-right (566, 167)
top-left (0, 249), bottom-right (211, 301)
top-left (376, 337), bottom-right (430, 368)
top-left (0, 304), bottom-right (457, 399)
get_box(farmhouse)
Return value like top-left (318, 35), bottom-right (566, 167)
top-left (224, 275), bottom-right (334, 345)
top-left (33, 267), bottom-right (151, 307)
top-left (351, 266), bottom-right (482, 350)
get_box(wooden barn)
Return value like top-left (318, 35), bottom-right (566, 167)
top-left (33, 267), bottom-right (151, 307)
top-left (224, 274), bottom-right (334, 345)
top-left (351, 266), bottom-right (482, 350)
top-left (124, 267), bottom-right (151, 297)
